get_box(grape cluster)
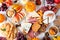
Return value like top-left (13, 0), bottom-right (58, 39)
top-left (46, 0), bottom-right (54, 4)
top-left (17, 32), bottom-right (27, 40)
top-left (0, 3), bottom-right (8, 11)
top-left (40, 6), bottom-right (58, 13)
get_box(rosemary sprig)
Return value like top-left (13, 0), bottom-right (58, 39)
top-left (1, 28), bottom-right (6, 31)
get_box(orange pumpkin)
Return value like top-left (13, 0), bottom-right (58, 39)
top-left (32, 37), bottom-right (39, 40)
top-left (25, 1), bottom-right (36, 12)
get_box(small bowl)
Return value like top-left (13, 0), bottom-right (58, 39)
top-left (43, 11), bottom-right (56, 24)
top-left (6, 8), bottom-right (15, 18)
top-left (49, 26), bottom-right (59, 36)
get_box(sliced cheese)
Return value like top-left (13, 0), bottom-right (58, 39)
top-left (21, 23), bottom-right (32, 33)
top-left (28, 11), bottom-right (40, 17)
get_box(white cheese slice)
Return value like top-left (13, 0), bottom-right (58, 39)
top-left (28, 11), bottom-right (40, 17)
top-left (21, 23), bottom-right (32, 33)
top-left (25, 11), bottom-right (40, 22)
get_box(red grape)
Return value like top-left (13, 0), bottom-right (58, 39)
top-left (17, 32), bottom-right (27, 40)
top-left (46, 0), bottom-right (54, 4)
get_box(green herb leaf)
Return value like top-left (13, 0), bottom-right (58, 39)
top-left (1, 28), bottom-right (6, 31)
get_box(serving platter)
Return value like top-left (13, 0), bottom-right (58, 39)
top-left (0, 0), bottom-right (60, 40)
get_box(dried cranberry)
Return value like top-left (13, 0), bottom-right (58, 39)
top-left (36, 0), bottom-right (41, 5)
top-left (16, 24), bottom-right (21, 27)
